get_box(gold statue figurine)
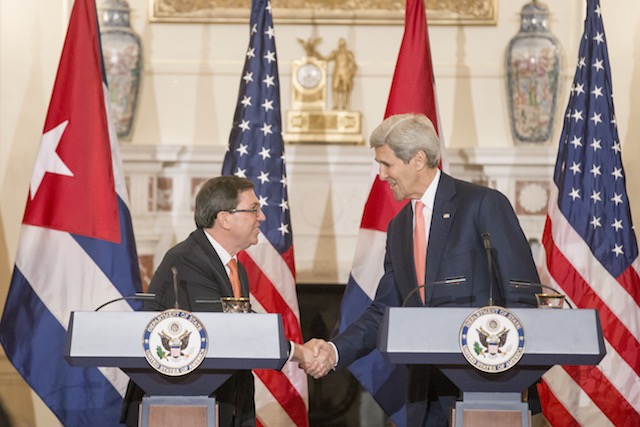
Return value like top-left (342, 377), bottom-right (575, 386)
top-left (324, 38), bottom-right (357, 111)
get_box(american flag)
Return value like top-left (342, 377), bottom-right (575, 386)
top-left (221, 0), bottom-right (308, 425)
top-left (337, 0), bottom-right (444, 425)
top-left (537, 0), bottom-right (640, 425)
top-left (0, 0), bottom-right (141, 425)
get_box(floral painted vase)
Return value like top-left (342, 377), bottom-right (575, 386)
top-left (506, 0), bottom-right (562, 144)
top-left (99, 0), bottom-right (142, 140)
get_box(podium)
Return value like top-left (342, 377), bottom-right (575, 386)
top-left (65, 311), bottom-right (289, 427)
top-left (379, 307), bottom-right (605, 427)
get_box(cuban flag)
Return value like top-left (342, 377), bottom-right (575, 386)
top-left (0, 0), bottom-right (142, 425)
top-left (337, 0), bottom-right (445, 425)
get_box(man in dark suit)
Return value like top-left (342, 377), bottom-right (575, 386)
top-left (121, 175), bottom-right (265, 427)
top-left (302, 113), bottom-right (540, 426)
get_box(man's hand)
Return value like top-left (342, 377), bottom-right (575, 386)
top-left (290, 339), bottom-right (336, 379)
top-left (304, 339), bottom-right (336, 379)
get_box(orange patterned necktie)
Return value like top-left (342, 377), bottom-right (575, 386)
top-left (413, 201), bottom-right (426, 303)
top-left (227, 258), bottom-right (242, 298)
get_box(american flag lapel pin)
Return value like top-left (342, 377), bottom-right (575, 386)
top-left (443, 213), bottom-right (450, 219)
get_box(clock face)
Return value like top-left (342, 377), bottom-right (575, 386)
top-left (296, 63), bottom-right (322, 89)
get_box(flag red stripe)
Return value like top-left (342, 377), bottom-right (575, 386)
top-left (618, 263), bottom-right (640, 307)
top-left (240, 253), bottom-right (303, 343)
top-left (281, 245), bottom-right (296, 280)
top-left (563, 365), bottom-right (639, 426)
top-left (537, 379), bottom-right (580, 427)
top-left (254, 369), bottom-right (309, 427)
top-left (542, 218), bottom-right (640, 376)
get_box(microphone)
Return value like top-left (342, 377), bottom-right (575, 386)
top-left (94, 293), bottom-right (157, 311)
top-left (481, 232), bottom-right (494, 306)
top-left (401, 276), bottom-right (466, 307)
top-left (195, 298), bottom-right (257, 313)
top-left (509, 280), bottom-right (574, 309)
top-left (195, 298), bottom-right (223, 311)
top-left (171, 266), bottom-right (180, 309)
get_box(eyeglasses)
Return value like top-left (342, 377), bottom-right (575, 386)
top-left (226, 207), bottom-right (260, 216)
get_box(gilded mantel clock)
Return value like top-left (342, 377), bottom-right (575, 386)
top-left (291, 56), bottom-right (327, 111)
top-left (285, 38), bottom-right (363, 145)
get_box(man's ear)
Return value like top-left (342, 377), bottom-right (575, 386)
top-left (216, 211), bottom-right (233, 231)
top-left (414, 150), bottom-right (428, 170)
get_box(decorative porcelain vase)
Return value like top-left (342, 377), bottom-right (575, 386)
top-left (505, 0), bottom-right (561, 145)
top-left (99, 0), bottom-right (142, 140)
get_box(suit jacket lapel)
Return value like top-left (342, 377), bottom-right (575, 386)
top-left (390, 205), bottom-right (420, 305)
top-left (193, 229), bottom-right (236, 297)
top-left (237, 260), bottom-right (250, 298)
top-left (424, 173), bottom-right (457, 304)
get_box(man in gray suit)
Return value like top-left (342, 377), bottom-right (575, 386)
top-left (303, 113), bottom-right (540, 426)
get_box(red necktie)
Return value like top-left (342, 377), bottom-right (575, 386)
top-left (227, 259), bottom-right (242, 298)
top-left (413, 201), bottom-right (426, 303)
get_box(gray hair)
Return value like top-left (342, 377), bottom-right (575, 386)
top-left (369, 113), bottom-right (441, 168)
top-left (194, 176), bottom-right (255, 229)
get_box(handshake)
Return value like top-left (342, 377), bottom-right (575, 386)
top-left (291, 339), bottom-right (337, 379)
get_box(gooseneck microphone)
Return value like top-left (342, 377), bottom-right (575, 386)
top-left (94, 293), bottom-right (157, 311)
top-left (171, 266), bottom-right (180, 309)
top-left (481, 232), bottom-right (494, 306)
top-left (401, 276), bottom-right (466, 307)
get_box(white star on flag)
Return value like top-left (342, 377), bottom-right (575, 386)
top-left (31, 120), bottom-right (74, 200)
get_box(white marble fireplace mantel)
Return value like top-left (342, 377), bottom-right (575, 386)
top-left (120, 144), bottom-right (556, 286)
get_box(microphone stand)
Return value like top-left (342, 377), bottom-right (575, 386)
top-left (482, 233), bottom-right (494, 306)
top-left (172, 266), bottom-right (180, 309)
top-left (94, 293), bottom-right (157, 311)
top-left (401, 276), bottom-right (466, 307)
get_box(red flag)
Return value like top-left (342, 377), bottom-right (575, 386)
top-left (221, 0), bottom-right (308, 425)
top-left (337, 0), bottom-right (444, 425)
top-left (537, 0), bottom-right (640, 424)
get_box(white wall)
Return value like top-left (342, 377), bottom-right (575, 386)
top-left (1, 0), bottom-right (640, 425)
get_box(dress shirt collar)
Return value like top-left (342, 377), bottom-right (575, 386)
top-left (203, 229), bottom-right (234, 266)
top-left (412, 168), bottom-right (441, 211)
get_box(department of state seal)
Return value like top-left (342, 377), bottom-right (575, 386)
top-left (459, 306), bottom-right (525, 373)
top-left (143, 309), bottom-right (208, 376)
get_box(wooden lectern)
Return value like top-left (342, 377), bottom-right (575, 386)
top-left (379, 307), bottom-right (605, 427)
top-left (65, 311), bottom-right (289, 427)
